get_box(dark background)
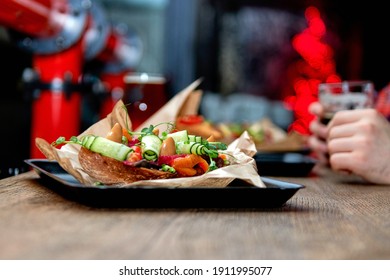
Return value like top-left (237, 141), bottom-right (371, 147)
top-left (0, 0), bottom-right (388, 178)
top-left (196, 0), bottom-right (390, 93)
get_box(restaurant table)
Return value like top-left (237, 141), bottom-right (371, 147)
top-left (0, 169), bottom-right (389, 260)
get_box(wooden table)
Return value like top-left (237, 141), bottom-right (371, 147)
top-left (0, 170), bottom-right (389, 260)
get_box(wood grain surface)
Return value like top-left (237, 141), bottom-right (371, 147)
top-left (0, 171), bottom-right (389, 260)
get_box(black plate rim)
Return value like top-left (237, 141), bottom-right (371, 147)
top-left (24, 159), bottom-right (303, 190)
top-left (24, 159), bottom-right (305, 208)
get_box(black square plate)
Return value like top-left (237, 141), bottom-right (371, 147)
top-left (25, 159), bottom-right (305, 209)
top-left (255, 152), bottom-right (317, 177)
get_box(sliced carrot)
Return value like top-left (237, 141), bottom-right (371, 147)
top-left (172, 154), bottom-right (209, 177)
top-left (122, 128), bottom-right (133, 142)
top-left (176, 167), bottom-right (197, 176)
top-left (219, 154), bottom-right (227, 160)
top-left (173, 154), bottom-right (199, 168)
top-left (196, 156), bottom-right (209, 173)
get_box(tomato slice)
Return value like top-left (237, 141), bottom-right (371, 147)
top-left (177, 115), bottom-right (204, 125)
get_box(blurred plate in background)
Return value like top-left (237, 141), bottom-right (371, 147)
top-left (254, 152), bottom-right (317, 177)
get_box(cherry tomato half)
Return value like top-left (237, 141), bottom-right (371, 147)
top-left (177, 115), bottom-right (204, 125)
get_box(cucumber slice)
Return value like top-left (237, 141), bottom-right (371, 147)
top-left (188, 135), bottom-right (196, 142)
top-left (88, 136), bottom-right (132, 161)
top-left (81, 135), bottom-right (92, 148)
top-left (176, 141), bottom-right (192, 154)
top-left (197, 145), bottom-right (204, 155)
top-left (177, 142), bottom-right (206, 156)
top-left (188, 135), bottom-right (202, 143)
top-left (167, 130), bottom-right (189, 143)
top-left (141, 134), bottom-right (162, 161)
top-left (189, 143), bottom-right (200, 154)
top-left (84, 135), bottom-right (96, 149)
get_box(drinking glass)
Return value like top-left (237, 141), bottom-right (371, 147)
top-left (318, 81), bottom-right (376, 124)
top-left (123, 72), bottom-right (167, 130)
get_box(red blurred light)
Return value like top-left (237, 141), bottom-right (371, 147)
top-left (308, 17), bottom-right (326, 38)
top-left (326, 75), bottom-right (342, 83)
top-left (288, 5), bottom-right (341, 134)
top-left (304, 6), bottom-right (320, 20)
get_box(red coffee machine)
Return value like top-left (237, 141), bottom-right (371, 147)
top-left (0, 0), bottom-right (90, 158)
top-left (0, 0), bottom-right (142, 158)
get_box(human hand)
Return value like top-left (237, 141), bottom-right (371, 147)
top-left (307, 102), bottom-right (330, 166)
top-left (327, 109), bottom-right (390, 184)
